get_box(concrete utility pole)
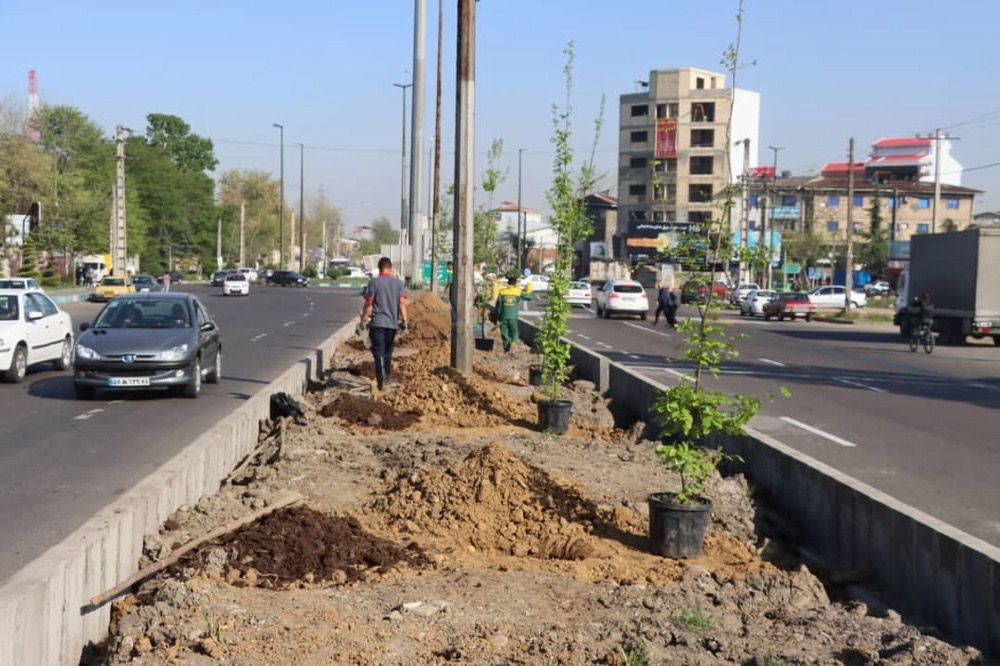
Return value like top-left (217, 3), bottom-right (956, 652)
top-left (739, 138), bottom-right (750, 283)
top-left (932, 127), bottom-right (942, 234)
top-left (273, 123), bottom-right (285, 269)
top-left (517, 148), bottom-right (525, 272)
top-left (239, 201), bottom-right (246, 268)
top-left (452, 0), bottom-right (476, 373)
top-left (846, 137), bottom-right (856, 309)
top-left (767, 145), bottom-right (783, 289)
top-left (111, 125), bottom-right (128, 277)
top-left (409, 0), bottom-right (427, 286)
top-left (298, 143), bottom-right (305, 272)
top-left (216, 218), bottom-right (222, 270)
top-left (430, 0), bottom-right (445, 295)
top-left (393, 83), bottom-right (413, 254)
top-left (290, 212), bottom-right (296, 268)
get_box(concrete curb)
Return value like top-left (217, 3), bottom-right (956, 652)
top-left (517, 317), bottom-right (1000, 657)
top-left (0, 318), bottom-right (359, 665)
top-left (813, 316), bottom-right (855, 325)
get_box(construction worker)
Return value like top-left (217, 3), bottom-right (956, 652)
top-left (494, 275), bottom-right (532, 353)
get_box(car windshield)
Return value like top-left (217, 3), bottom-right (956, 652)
top-left (570, 282), bottom-right (587, 289)
top-left (226, 274), bottom-right (247, 282)
top-left (101, 278), bottom-right (126, 287)
top-left (133, 276), bottom-right (153, 284)
top-left (613, 284), bottom-right (644, 294)
top-left (0, 295), bottom-right (18, 320)
top-left (0, 280), bottom-right (26, 288)
top-left (94, 298), bottom-right (191, 329)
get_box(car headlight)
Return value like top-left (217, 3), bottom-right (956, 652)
top-left (76, 344), bottom-right (101, 360)
top-left (153, 343), bottom-right (190, 361)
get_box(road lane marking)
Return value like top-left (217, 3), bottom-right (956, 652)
top-left (780, 417), bottom-right (857, 448)
top-left (627, 353), bottom-right (640, 360)
top-left (834, 377), bottom-right (887, 394)
top-left (664, 368), bottom-right (695, 383)
top-left (251, 333), bottom-right (268, 342)
top-left (759, 358), bottom-right (785, 367)
top-left (74, 409), bottom-right (104, 421)
top-left (621, 321), bottom-right (672, 338)
top-left (282, 321), bottom-right (295, 327)
top-left (596, 342), bottom-right (612, 349)
top-left (578, 334), bottom-right (591, 340)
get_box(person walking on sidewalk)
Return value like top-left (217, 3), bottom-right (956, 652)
top-left (361, 256), bottom-right (409, 391)
top-left (665, 285), bottom-right (679, 328)
top-left (653, 282), bottom-right (669, 325)
top-left (494, 275), bottom-right (531, 352)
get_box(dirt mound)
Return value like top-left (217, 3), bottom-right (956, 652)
top-left (319, 394), bottom-right (421, 430)
top-left (210, 506), bottom-right (427, 585)
top-left (405, 292), bottom-right (451, 345)
top-left (368, 442), bottom-right (641, 559)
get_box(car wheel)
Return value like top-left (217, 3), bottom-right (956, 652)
top-left (53, 336), bottom-right (73, 371)
top-left (182, 358), bottom-right (202, 398)
top-left (805, 313), bottom-right (813, 322)
top-left (74, 382), bottom-right (94, 400)
top-left (206, 348), bottom-right (222, 384)
top-left (640, 311), bottom-right (648, 321)
top-left (764, 312), bottom-right (771, 321)
top-left (4, 344), bottom-right (27, 383)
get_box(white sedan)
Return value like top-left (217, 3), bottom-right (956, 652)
top-left (0, 289), bottom-right (74, 383)
top-left (808, 285), bottom-right (867, 309)
top-left (567, 281), bottom-right (592, 307)
top-left (518, 274), bottom-right (550, 293)
top-left (223, 272), bottom-right (250, 296)
top-left (739, 288), bottom-right (776, 316)
top-left (594, 279), bottom-right (650, 320)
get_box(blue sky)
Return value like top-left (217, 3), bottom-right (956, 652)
top-left (3, 0), bottom-right (1000, 232)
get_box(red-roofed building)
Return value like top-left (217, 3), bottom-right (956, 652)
top-left (865, 136), bottom-right (961, 186)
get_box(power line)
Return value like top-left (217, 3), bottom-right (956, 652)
top-left (941, 109), bottom-right (1000, 131)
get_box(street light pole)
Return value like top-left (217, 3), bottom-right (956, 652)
top-left (273, 123), bottom-right (285, 269)
top-left (393, 82), bottom-right (413, 255)
top-left (767, 145), bottom-right (783, 288)
top-left (517, 148), bottom-right (524, 272)
top-left (298, 143), bottom-right (305, 272)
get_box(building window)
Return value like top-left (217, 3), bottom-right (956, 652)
top-left (826, 221), bottom-right (839, 232)
top-left (689, 156), bottom-right (713, 175)
top-left (691, 102), bottom-right (715, 122)
top-left (653, 210), bottom-right (665, 221)
top-left (631, 104), bottom-right (648, 117)
top-left (748, 194), bottom-right (759, 207)
top-left (781, 194), bottom-right (797, 207)
top-left (918, 198), bottom-right (930, 209)
top-left (630, 130), bottom-right (648, 143)
top-left (656, 103), bottom-right (666, 119)
top-left (654, 158), bottom-right (676, 174)
top-left (688, 211), bottom-right (710, 223)
top-left (690, 129), bottom-right (714, 147)
top-left (628, 184), bottom-right (646, 197)
top-left (669, 102), bottom-right (679, 118)
top-left (853, 195), bottom-right (864, 206)
top-left (688, 184), bottom-right (713, 203)
top-left (629, 156), bottom-right (648, 169)
top-left (696, 77), bottom-right (705, 89)
top-left (947, 198), bottom-right (959, 209)
top-left (750, 221), bottom-right (757, 231)
top-left (826, 195), bottom-right (840, 207)
top-left (916, 223), bottom-right (929, 233)
top-left (628, 210), bottom-right (647, 221)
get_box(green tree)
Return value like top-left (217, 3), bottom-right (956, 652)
top-left (217, 168), bottom-right (281, 266)
top-left (859, 188), bottom-right (888, 278)
top-left (145, 113), bottom-right (219, 173)
top-left (783, 227), bottom-right (826, 284)
top-left (18, 233), bottom-right (41, 279)
top-left (358, 216), bottom-right (400, 256)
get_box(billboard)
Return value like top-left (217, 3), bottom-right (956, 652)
top-left (732, 230), bottom-right (782, 266)
top-left (625, 221), bottom-right (692, 261)
top-left (654, 118), bottom-right (677, 160)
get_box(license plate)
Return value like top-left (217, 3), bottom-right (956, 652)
top-left (108, 377), bottom-right (151, 387)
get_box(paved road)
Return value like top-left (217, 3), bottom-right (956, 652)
top-left (525, 297), bottom-right (1000, 546)
top-left (0, 284), bottom-right (362, 583)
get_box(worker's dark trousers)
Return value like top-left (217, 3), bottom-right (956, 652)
top-left (370, 326), bottom-right (397, 388)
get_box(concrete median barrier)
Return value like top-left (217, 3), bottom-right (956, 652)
top-left (0, 318), bottom-right (358, 665)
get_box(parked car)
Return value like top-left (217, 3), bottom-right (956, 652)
top-left (681, 279), bottom-right (726, 304)
top-left (808, 285), bottom-right (867, 309)
top-left (91, 276), bottom-right (135, 302)
top-left (567, 281), bottom-right (592, 307)
top-left (210, 270), bottom-right (230, 287)
top-left (730, 283), bottom-right (760, 305)
top-left (267, 270), bottom-right (310, 287)
top-left (132, 275), bottom-right (157, 292)
top-left (763, 292), bottom-right (817, 321)
top-left (235, 268), bottom-right (259, 284)
top-left (518, 274), bottom-right (551, 294)
top-left (346, 266), bottom-right (367, 279)
top-left (156, 271), bottom-right (183, 285)
top-left (73, 293), bottom-right (222, 399)
top-left (0, 277), bottom-right (42, 290)
top-left (594, 279), bottom-right (650, 320)
top-left (739, 288), bottom-right (776, 317)
top-left (865, 280), bottom-right (890, 297)
top-left (223, 272), bottom-right (250, 296)
top-left (0, 289), bottom-right (74, 383)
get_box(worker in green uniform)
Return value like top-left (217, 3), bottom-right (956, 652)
top-left (494, 275), bottom-right (532, 353)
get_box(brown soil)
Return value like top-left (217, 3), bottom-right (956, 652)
top-left (93, 292), bottom-right (981, 665)
top-left (319, 393), bottom-right (421, 430)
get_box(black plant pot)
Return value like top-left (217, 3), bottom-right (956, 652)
top-left (647, 492), bottom-right (712, 559)
top-left (528, 364), bottom-right (543, 387)
top-left (537, 399), bottom-right (572, 434)
top-left (474, 337), bottom-right (495, 352)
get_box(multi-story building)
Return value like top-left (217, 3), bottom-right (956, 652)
top-left (617, 67), bottom-right (760, 235)
top-left (491, 201), bottom-right (542, 234)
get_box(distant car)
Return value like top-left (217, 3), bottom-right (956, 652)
top-left (267, 270), bottom-right (309, 287)
top-left (237, 268), bottom-right (260, 284)
top-left (223, 272), bottom-right (250, 296)
top-left (739, 288), bottom-right (776, 317)
top-left (210, 270), bottom-right (229, 287)
top-left (730, 283), bottom-right (759, 305)
top-left (346, 266), bottom-right (367, 279)
top-left (132, 275), bottom-right (157, 292)
top-left (156, 271), bottom-right (183, 285)
top-left (594, 279), bottom-right (649, 320)
top-left (865, 280), bottom-right (890, 297)
top-left (73, 293), bottom-right (222, 399)
top-left (0, 277), bottom-right (42, 290)
top-left (518, 274), bottom-right (550, 294)
top-left (567, 281), bottom-right (592, 307)
top-left (681, 280), bottom-right (714, 304)
top-left (809, 285), bottom-right (867, 309)
top-left (763, 292), bottom-right (817, 321)
top-left (0, 289), bottom-right (74, 383)
top-left (92, 276), bottom-right (135, 302)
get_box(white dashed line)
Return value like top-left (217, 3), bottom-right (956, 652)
top-left (251, 333), bottom-right (268, 342)
top-left (74, 409), bottom-right (104, 421)
top-left (834, 377), bottom-right (887, 394)
top-left (627, 353), bottom-right (640, 360)
top-left (621, 321), bottom-right (673, 338)
top-left (664, 368), bottom-right (695, 383)
top-left (780, 417), bottom-right (858, 448)
top-left (578, 334), bottom-right (591, 340)
top-left (759, 358), bottom-right (785, 367)
top-left (282, 321), bottom-right (295, 327)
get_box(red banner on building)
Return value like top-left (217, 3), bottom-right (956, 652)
top-left (751, 166), bottom-right (776, 181)
top-left (654, 118), bottom-right (677, 160)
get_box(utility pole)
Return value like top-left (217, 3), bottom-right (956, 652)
top-left (739, 138), bottom-right (750, 283)
top-left (393, 82), bottom-right (413, 255)
top-left (409, 0), bottom-right (427, 286)
top-left (298, 143), bottom-right (305, 272)
top-left (517, 148), bottom-right (525, 272)
top-left (273, 123), bottom-right (285, 269)
top-left (216, 218), bottom-right (222, 270)
top-left (846, 137), bottom-right (856, 309)
top-left (767, 145), bottom-right (782, 289)
top-left (429, 0), bottom-right (444, 295)
top-left (452, 0), bottom-right (476, 373)
top-left (290, 212), bottom-right (296, 268)
top-left (239, 201), bottom-right (246, 268)
top-left (111, 125), bottom-right (128, 277)
top-left (932, 127), bottom-right (942, 234)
